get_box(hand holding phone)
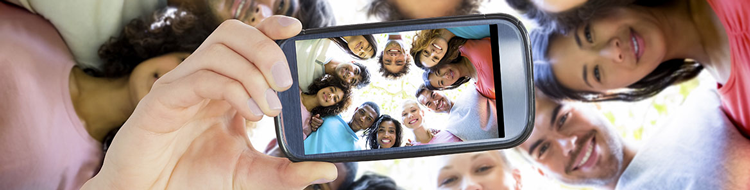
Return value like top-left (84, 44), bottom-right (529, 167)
top-left (275, 14), bottom-right (535, 162)
top-left (82, 18), bottom-right (336, 189)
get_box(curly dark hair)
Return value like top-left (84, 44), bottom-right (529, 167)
top-left (363, 115), bottom-right (403, 150)
top-left (95, 6), bottom-right (216, 78)
top-left (304, 75), bottom-right (353, 117)
top-left (296, 0), bottom-right (337, 29)
top-left (531, 29), bottom-right (703, 102)
top-left (377, 54), bottom-right (411, 80)
top-left (352, 62), bottom-right (372, 89)
top-left (329, 35), bottom-right (378, 60)
top-left (366, 0), bottom-right (482, 21)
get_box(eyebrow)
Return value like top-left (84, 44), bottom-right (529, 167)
top-left (583, 65), bottom-right (592, 88)
top-left (550, 104), bottom-right (562, 126)
top-left (574, 26), bottom-right (583, 49)
top-left (471, 153), bottom-right (484, 160)
top-left (440, 166), bottom-right (453, 171)
top-left (529, 104), bottom-right (563, 155)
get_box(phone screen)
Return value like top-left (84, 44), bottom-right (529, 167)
top-left (295, 24), bottom-right (503, 155)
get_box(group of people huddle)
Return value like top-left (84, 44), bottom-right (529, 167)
top-left (297, 25), bottom-right (499, 154)
top-left (3, 0), bottom-right (750, 189)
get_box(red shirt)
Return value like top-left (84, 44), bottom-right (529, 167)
top-left (460, 38), bottom-right (496, 99)
top-left (709, 0), bottom-right (750, 138)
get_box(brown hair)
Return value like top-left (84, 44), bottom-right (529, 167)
top-left (410, 29), bottom-right (466, 70)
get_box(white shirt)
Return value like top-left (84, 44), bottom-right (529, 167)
top-left (616, 88), bottom-right (750, 190)
top-left (295, 38), bottom-right (334, 92)
top-left (18, 0), bottom-right (166, 69)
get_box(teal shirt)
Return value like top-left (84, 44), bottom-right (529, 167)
top-left (304, 115), bottom-right (360, 154)
top-left (447, 25), bottom-right (491, 39)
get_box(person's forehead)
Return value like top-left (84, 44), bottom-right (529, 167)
top-left (360, 105), bottom-right (377, 115)
top-left (548, 34), bottom-right (589, 91)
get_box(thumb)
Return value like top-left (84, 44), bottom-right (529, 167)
top-left (283, 162), bottom-right (338, 188)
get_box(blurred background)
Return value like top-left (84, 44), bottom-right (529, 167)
top-left (248, 0), bottom-right (716, 189)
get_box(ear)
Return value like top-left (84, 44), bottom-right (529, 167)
top-left (513, 168), bottom-right (523, 190)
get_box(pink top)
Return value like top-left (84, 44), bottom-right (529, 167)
top-left (412, 130), bottom-right (462, 145)
top-left (0, 4), bottom-right (103, 190)
top-left (709, 0), bottom-right (750, 137)
top-left (300, 90), bottom-right (312, 139)
top-left (460, 37), bottom-right (495, 99)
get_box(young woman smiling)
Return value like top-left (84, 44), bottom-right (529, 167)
top-left (364, 114), bottom-right (404, 149)
top-left (299, 74), bottom-right (353, 138)
top-left (532, 0), bottom-right (750, 136)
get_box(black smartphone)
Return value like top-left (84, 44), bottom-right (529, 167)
top-left (275, 14), bottom-right (534, 162)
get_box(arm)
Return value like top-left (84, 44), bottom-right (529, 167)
top-left (81, 18), bottom-right (336, 190)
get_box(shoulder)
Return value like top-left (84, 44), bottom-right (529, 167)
top-left (322, 115), bottom-right (347, 126)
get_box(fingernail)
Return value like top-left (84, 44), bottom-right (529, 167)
top-left (266, 89), bottom-right (282, 110)
top-left (277, 16), bottom-right (295, 27)
top-left (247, 99), bottom-right (264, 117)
top-left (309, 178), bottom-right (334, 185)
top-left (272, 61), bottom-right (293, 88)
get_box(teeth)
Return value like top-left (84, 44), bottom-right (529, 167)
top-left (432, 43), bottom-right (442, 50)
top-left (578, 140), bottom-right (593, 168)
top-left (382, 139), bottom-right (391, 143)
top-left (234, 0), bottom-right (245, 19)
top-left (389, 49), bottom-right (399, 52)
top-left (631, 36), bottom-right (639, 57)
top-left (409, 119), bottom-right (417, 124)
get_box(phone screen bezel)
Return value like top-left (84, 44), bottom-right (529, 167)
top-left (275, 14), bottom-right (534, 162)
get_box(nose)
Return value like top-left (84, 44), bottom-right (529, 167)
top-left (599, 38), bottom-right (624, 63)
top-left (461, 177), bottom-right (482, 190)
top-left (248, 4), bottom-right (272, 26)
top-left (557, 135), bottom-right (578, 157)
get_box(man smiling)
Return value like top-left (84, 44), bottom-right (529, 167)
top-left (520, 89), bottom-right (750, 189)
top-left (304, 102), bottom-right (380, 154)
top-left (378, 36), bottom-right (411, 79)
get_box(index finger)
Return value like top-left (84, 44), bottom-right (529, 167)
top-left (198, 17), bottom-right (302, 91)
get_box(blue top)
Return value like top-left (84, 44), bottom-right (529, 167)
top-left (447, 25), bottom-right (491, 39)
top-left (304, 115), bottom-right (361, 154)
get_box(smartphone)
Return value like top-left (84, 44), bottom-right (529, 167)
top-left (275, 14), bottom-right (534, 162)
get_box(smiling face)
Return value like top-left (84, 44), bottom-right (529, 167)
top-left (170, 0), bottom-right (299, 26)
top-left (376, 121), bottom-right (398, 148)
top-left (436, 151), bottom-right (516, 190)
top-left (401, 101), bottom-right (425, 129)
top-left (420, 37), bottom-right (449, 68)
top-left (334, 61), bottom-right (362, 86)
top-left (429, 64), bottom-right (463, 89)
top-left (519, 96), bottom-right (625, 186)
top-left (130, 53), bottom-right (188, 103)
top-left (547, 7), bottom-right (666, 94)
top-left (417, 90), bottom-right (453, 113)
top-left (350, 105), bottom-right (379, 132)
top-left (345, 35), bottom-right (375, 59)
top-left (382, 40), bottom-right (409, 73)
top-left (316, 86), bottom-right (344, 107)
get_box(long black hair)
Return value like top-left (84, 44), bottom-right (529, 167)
top-left (363, 115), bottom-right (403, 149)
top-left (303, 75), bottom-right (353, 117)
top-left (531, 29), bottom-right (703, 102)
top-left (329, 35), bottom-right (378, 60)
